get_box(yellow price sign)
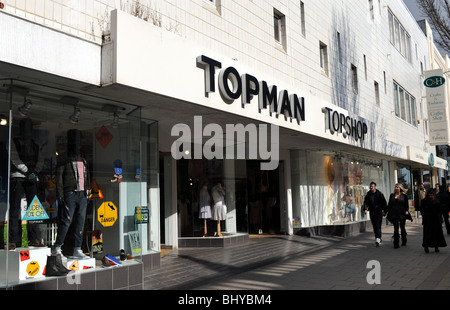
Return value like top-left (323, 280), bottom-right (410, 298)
top-left (27, 261), bottom-right (40, 277)
top-left (97, 201), bottom-right (118, 227)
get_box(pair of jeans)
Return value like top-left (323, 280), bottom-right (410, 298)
top-left (370, 211), bottom-right (383, 240)
top-left (393, 218), bottom-right (407, 245)
top-left (55, 191), bottom-right (88, 248)
top-left (9, 178), bottom-right (40, 244)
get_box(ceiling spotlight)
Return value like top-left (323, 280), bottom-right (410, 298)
top-left (112, 112), bottom-right (120, 128)
top-left (18, 98), bottom-right (32, 117)
top-left (0, 115), bottom-right (7, 126)
top-left (69, 105), bottom-right (81, 124)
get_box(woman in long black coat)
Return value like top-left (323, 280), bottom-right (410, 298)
top-left (386, 184), bottom-right (409, 248)
top-left (419, 188), bottom-right (447, 253)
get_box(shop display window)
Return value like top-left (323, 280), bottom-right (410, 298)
top-left (0, 80), bottom-right (158, 287)
top-left (291, 150), bottom-right (386, 228)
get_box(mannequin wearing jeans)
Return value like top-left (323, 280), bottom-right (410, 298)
top-left (52, 129), bottom-right (90, 260)
top-left (9, 118), bottom-right (44, 249)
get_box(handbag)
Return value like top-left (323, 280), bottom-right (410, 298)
top-left (405, 212), bottom-right (413, 222)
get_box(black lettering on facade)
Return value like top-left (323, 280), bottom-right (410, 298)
top-left (197, 55), bottom-right (305, 124)
top-left (322, 107), bottom-right (368, 141)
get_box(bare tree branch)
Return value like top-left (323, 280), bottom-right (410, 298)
top-left (417, 0), bottom-right (450, 54)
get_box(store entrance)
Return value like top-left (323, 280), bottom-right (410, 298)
top-left (247, 161), bottom-right (281, 234)
top-left (160, 157), bottom-right (283, 239)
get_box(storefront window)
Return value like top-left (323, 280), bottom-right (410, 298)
top-left (423, 170), bottom-right (431, 189)
top-left (0, 80), bottom-right (158, 287)
top-left (397, 165), bottom-right (412, 200)
top-left (291, 150), bottom-right (385, 228)
top-left (0, 80), bottom-right (11, 287)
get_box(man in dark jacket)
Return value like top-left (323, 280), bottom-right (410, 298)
top-left (52, 129), bottom-right (90, 260)
top-left (364, 181), bottom-right (387, 246)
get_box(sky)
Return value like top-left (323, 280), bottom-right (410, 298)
top-left (403, 0), bottom-right (424, 19)
top-left (403, 0), bottom-right (448, 55)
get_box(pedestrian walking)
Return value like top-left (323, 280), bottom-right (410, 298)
top-left (363, 181), bottom-right (387, 246)
top-left (414, 182), bottom-right (426, 220)
top-left (386, 184), bottom-right (410, 248)
top-left (441, 185), bottom-right (450, 235)
top-left (418, 188), bottom-right (447, 253)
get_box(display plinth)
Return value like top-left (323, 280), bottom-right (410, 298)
top-left (0, 247), bottom-right (51, 282)
top-left (64, 257), bottom-right (96, 271)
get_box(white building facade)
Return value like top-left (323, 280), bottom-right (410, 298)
top-left (0, 0), bottom-right (448, 288)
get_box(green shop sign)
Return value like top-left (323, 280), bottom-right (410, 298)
top-left (424, 76), bottom-right (446, 88)
top-left (429, 153), bottom-right (435, 167)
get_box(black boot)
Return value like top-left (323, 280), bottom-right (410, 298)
top-left (54, 254), bottom-right (71, 274)
top-left (401, 237), bottom-right (407, 246)
top-left (45, 255), bottom-right (69, 277)
top-left (393, 236), bottom-right (400, 248)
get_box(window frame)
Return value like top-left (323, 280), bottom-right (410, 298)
top-left (319, 41), bottom-right (329, 75)
top-left (388, 9), bottom-right (412, 63)
top-left (374, 81), bottom-right (380, 106)
top-left (393, 81), bottom-right (417, 127)
top-left (300, 1), bottom-right (306, 37)
top-left (273, 8), bottom-right (287, 50)
top-left (351, 64), bottom-right (358, 94)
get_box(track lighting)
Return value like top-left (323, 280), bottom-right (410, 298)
top-left (69, 105), bottom-right (81, 124)
top-left (112, 112), bottom-right (119, 128)
top-left (0, 115), bottom-right (7, 126)
top-left (19, 98), bottom-right (32, 117)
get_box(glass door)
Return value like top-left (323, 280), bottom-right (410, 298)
top-left (0, 80), bottom-right (11, 287)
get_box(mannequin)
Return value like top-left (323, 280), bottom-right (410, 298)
top-left (199, 180), bottom-right (211, 237)
top-left (212, 182), bottom-right (227, 237)
top-left (110, 159), bottom-right (123, 183)
top-left (9, 118), bottom-right (44, 249)
top-left (52, 129), bottom-right (90, 260)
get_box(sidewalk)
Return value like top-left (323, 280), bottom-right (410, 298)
top-left (143, 221), bottom-right (450, 290)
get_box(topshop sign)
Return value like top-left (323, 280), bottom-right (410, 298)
top-left (322, 107), bottom-right (368, 141)
top-left (196, 55), bottom-right (306, 124)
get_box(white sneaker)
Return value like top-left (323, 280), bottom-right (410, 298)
top-left (73, 248), bottom-right (90, 259)
top-left (375, 238), bottom-right (381, 246)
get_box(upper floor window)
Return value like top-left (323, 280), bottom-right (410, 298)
top-left (274, 9), bottom-right (287, 50)
top-left (388, 9), bottom-right (412, 62)
top-left (374, 81), bottom-right (380, 106)
top-left (351, 64), bottom-right (358, 94)
top-left (203, 0), bottom-right (221, 15)
top-left (393, 81), bottom-right (417, 126)
top-left (337, 32), bottom-right (342, 63)
top-left (369, 0), bottom-right (375, 21)
top-left (319, 41), bottom-right (329, 75)
top-left (274, 13), bottom-right (282, 42)
top-left (300, 1), bottom-right (306, 36)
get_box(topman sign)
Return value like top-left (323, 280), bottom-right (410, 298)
top-left (196, 55), bottom-right (306, 124)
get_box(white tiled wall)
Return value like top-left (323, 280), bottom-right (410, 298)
top-left (2, 0), bottom-right (116, 42)
top-left (1, 0), bottom-right (435, 153)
